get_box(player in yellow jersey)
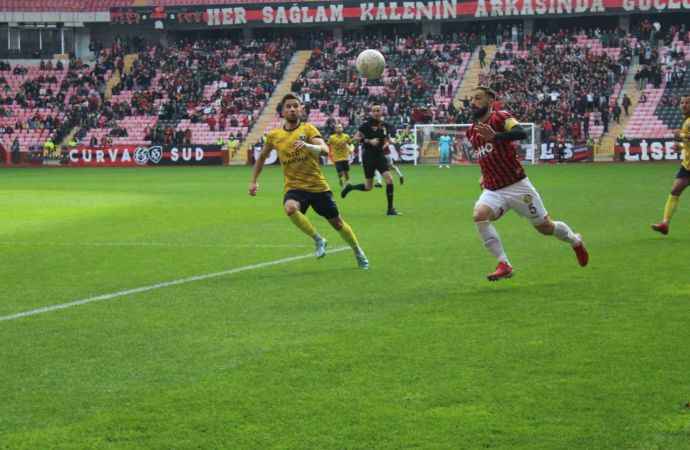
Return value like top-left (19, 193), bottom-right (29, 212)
top-left (328, 123), bottom-right (354, 187)
top-left (249, 93), bottom-right (369, 269)
top-left (652, 96), bottom-right (690, 235)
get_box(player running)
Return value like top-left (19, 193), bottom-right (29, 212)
top-left (341, 103), bottom-right (400, 216)
top-left (249, 93), bottom-right (369, 269)
top-left (652, 95), bottom-right (690, 235)
top-left (467, 87), bottom-right (589, 281)
top-left (328, 123), bottom-right (354, 187)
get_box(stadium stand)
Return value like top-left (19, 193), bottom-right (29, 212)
top-left (274, 32), bottom-right (477, 137)
top-left (624, 28), bottom-right (690, 139)
top-left (78, 38), bottom-right (294, 147)
top-left (0, 0), bottom-right (133, 11)
top-left (3, 24), bottom-right (687, 160)
top-left (481, 28), bottom-right (635, 144)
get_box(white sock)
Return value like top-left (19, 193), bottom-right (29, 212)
top-left (476, 221), bottom-right (510, 265)
top-left (393, 165), bottom-right (403, 178)
top-left (553, 221), bottom-right (579, 246)
top-left (374, 171), bottom-right (382, 183)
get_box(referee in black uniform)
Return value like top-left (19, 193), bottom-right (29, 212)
top-left (341, 103), bottom-right (400, 216)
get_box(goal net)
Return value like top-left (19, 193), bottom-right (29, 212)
top-left (413, 123), bottom-right (538, 165)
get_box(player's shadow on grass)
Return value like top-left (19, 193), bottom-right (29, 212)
top-left (454, 280), bottom-right (584, 299)
top-left (633, 236), bottom-right (686, 245)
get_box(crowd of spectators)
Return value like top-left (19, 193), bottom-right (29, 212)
top-left (290, 31), bottom-right (476, 136)
top-left (474, 28), bottom-right (635, 144)
top-left (0, 34), bottom-right (294, 160)
top-left (3, 22), bottom-right (690, 162)
top-left (80, 37), bottom-right (293, 148)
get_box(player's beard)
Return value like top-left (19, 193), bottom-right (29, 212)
top-left (285, 113), bottom-right (300, 126)
top-left (471, 105), bottom-right (489, 120)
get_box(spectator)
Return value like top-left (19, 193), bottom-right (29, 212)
top-left (207, 115), bottom-right (217, 132)
top-left (622, 93), bottom-right (632, 116)
top-left (11, 137), bottom-right (20, 164)
top-left (42, 137), bottom-right (55, 159)
top-left (613, 104), bottom-right (622, 124)
top-left (601, 108), bottom-right (610, 133)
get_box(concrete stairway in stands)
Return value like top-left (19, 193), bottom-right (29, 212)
top-left (595, 65), bottom-right (640, 161)
top-left (453, 45), bottom-right (496, 110)
top-left (104, 53), bottom-right (138, 100)
top-left (237, 50), bottom-right (313, 164)
top-left (64, 53), bottom-right (139, 146)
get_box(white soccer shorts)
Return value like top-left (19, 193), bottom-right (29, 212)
top-left (475, 178), bottom-right (549, 225)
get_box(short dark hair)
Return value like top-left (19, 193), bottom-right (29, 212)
top-left (277, 92), bottom-right (302, 115)
top-left (475, 86), bottom-right (497, 99)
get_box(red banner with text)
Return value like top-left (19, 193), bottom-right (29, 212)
top-left (111, 0), bottom-right (690, 27)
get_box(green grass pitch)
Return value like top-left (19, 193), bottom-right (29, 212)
top-left (1, 163), bottom-right (689, 449)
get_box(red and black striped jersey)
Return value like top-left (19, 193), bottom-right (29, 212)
top-left (467, 110), bottom-right (526, 191)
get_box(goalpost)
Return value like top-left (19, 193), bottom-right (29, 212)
top-left (413, 123), bottom-right (538, 165)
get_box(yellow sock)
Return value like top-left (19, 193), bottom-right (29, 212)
top-left (663, 195), bottom-right (680, 223)
top-left (289, 211), bottom-right (318, 239)
top-left (338, 221), bottom-right (360, 251)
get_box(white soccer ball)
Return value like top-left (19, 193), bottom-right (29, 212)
top-left (356, 49), bottom-right (385, 80)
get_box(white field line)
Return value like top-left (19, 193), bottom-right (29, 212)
top-left (0, 242), bottom-right (309, 249)
top-left (0, 247), bottom-right (350, 323)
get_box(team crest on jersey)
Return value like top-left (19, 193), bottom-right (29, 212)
top-left (522, 194), bottom-right (533, 204)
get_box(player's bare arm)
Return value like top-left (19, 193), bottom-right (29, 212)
top-left (249, 140), bottom-right (272, 196)
top-left (294, 136), bottom-right (328, 156)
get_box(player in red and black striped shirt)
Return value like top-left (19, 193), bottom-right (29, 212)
top-left (467, 108), bottom-right (526, 190)
top-left (468, 87), bottom-right (589, 281)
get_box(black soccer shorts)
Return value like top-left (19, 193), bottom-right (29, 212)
top-left (335, 160), bottom-right (350, 173)
top-left (283, 190), bottom-right (340, 219)
top-left (362, 151), bottom-right (389, 179)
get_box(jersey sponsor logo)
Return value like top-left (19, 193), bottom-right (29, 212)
top-left (283, 149), bottom-right (310, 164)
top-left (476, 142), bottom-right (494, 158)
top-left (522, 194), bottom-right (533, 204)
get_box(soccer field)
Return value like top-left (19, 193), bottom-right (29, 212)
top-left (1, 164), bottom-right (689, 449)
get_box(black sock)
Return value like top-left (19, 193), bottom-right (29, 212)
top-left (386, 184), bottom-right (394, 210)
top-left (352, 184), bottom-right (366, 191)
